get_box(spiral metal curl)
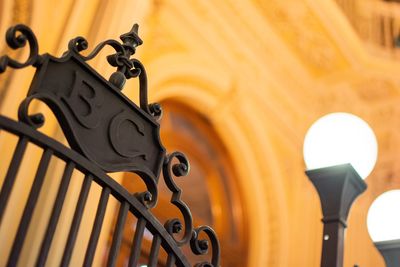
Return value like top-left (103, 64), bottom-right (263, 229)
top-left (163, 152), bottom-right (193, 246)
top-left (67, 36), bottom-right (129, 63)
top-left (0, 24), bottom-right (42, 73)
top-left (132, 170), bottom-right (158, 209)
top-left (131, 58), bottom-right (162, 120)
top-left (191, 226), bottom-right (221, 267)
top-left (66, 25), bottom-right (161, 120)
top-left (18, 96), bottom-right (45, 129)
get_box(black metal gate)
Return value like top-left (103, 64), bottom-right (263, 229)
top-left (0, 24), bottom-right (220, 267)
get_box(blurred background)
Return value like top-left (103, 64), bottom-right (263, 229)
top-left (1, 0), bottom-right (400, 266)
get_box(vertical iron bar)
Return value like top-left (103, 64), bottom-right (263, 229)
top-left (35, 161), bottom-right (75, 267)
top-left (166, 254), bottom-right (176, 267)
top-left (148, 235), bottom-right (161, 267)
top-left (0, 136), bottom-right (28, 223)
top-left (128, 217), bottom-right (147, 267)
top-left (82, 186), bottom-right (110, 267)
top-left (60, 174), bottom-right (93, 267)
top-left (6, 148), bottom-right (53, 267)
top-left (106, 201), bottom-right (129, 267)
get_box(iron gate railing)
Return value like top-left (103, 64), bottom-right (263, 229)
top-left (0, 24), bottom-right (220, 267)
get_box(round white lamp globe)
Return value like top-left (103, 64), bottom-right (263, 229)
top-left (303, 112), bottom-right (377, 179)
top-left (367, 190), bottom-right (400, 242)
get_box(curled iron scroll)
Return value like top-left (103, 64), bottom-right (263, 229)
top-left (67, 36), bottom-right (138, 87)
top-left (191, 226), bottom-right (221, 267)
top-left (67, 37), bottom-right (125, 61)
top-left (163, 152), bottom-right (193, 246)
top-left (131, 59), bottom-right (163, 119)
top-left (65, 25), bottom-right (162, 120)
top-left (0, 24), bottom-right (42, 72)
top-left (18, 96), bottom-right (45, 128)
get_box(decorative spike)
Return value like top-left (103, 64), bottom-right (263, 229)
top-left (120, 23), bottom-right (143, 55)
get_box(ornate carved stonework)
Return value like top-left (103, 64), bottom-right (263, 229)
top-left (353, 78), bottom-right (400, 102)
top-left (255, 0), bottom-right (348, 76)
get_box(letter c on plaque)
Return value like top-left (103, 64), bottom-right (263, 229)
top-left (109, 110), bottom-right (147, 160)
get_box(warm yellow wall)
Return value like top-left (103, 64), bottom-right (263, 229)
top-left (1, 0), bottom-right (400, 266)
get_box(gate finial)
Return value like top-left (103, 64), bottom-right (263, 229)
top-left (120, 23), bottom-right (143, 55)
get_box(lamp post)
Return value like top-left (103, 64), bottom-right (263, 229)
top-left (303, 113), bottom-right (378, 267)
top-left (367, 190), bottom-right (400, 267)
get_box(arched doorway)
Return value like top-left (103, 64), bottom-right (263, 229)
top-left (108, 101), bottom-right (248, 266)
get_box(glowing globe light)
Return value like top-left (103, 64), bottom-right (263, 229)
top-left (367, 190), bottom-right (400, 242)
top-left (303, 112), bottom-right (378, 179)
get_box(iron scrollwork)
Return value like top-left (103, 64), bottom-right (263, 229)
top-left (163, 152), bottom-right (193, 246)
top-left (0, 24), bottom-right (42, 72)
top-left (0, 23), bottom-right (220, 266)
top-left (191, 226), bottom-right (221, 267)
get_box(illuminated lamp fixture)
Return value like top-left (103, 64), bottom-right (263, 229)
top-left (367, 190), bottom-right (400, 267)
top-left (303, 112), bottom-right (378, 267)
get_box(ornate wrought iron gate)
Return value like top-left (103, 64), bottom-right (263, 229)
top-left (0, 24), bottom-right (220, 267)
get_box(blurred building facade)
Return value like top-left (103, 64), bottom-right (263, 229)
top-left (1, 0), bottom-right (400, 266)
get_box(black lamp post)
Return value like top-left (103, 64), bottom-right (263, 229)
top-left (306, 164), bottom-right (367, 267)
top-left (303, 112), bottom-right (378, 267)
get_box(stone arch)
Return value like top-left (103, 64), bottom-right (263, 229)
top-left (144, 52), bottom-right (291, 266)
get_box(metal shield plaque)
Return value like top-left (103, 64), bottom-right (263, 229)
top-left (26, 53), bottom-right (165, 180)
